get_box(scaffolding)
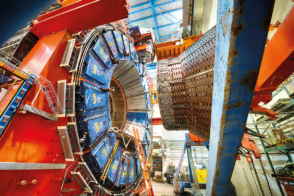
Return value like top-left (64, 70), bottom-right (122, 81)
top-left (249, 83), bottom-right (294, 196)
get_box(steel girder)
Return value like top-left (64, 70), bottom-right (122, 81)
top-left (130, 8), bottom-right (182, 24)
top-left (150, 0), bottom-right (160, 39)
top-left (152, 22), bottom-right (182, 30)
top-left (207, 0), bottom-right (275, 195)
top-left (130, 0), bottom-right (181, 15)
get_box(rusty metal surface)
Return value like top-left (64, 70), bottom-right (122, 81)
top-left (182, 28), bottom-right (216, 141)
top-left (157, 59), bottom-right (186, 130)
top-left (157, 0), bottom-right (274, 194)
top-left (207, 0), bottom-right (275, 195)
top-left (157, 27), bottom-right (216, 140)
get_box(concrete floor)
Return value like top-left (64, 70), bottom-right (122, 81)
top-left (151, 181), bottom-right (206, 196)
top-left (152, 181), bottom-right (174, 196)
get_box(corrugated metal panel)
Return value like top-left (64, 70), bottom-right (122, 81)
top-left (128, 0), bottom-right (182, 39)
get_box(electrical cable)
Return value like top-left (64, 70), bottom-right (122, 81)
top-left (60, 157), bottom-right (80, 195)
top-left (259, 158), bottom-right (273, 196)
top-left (64, 164), bottom-right (78, 184)
top-left (236, 162), bottom-right (254, 196)
top-left (249, 153), bottom-right (265, 196)
top-left (247, 161), bottom-right (261, 196)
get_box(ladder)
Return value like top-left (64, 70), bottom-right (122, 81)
top-left (101, 141), bottom-right (119, 182)
top-left (133, 127), bottom-right (154, 196)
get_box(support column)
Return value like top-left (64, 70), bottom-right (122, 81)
top-left (207, 0), bottom-right (275, 195)
top-left (150, 0), bottom-right (160, 40)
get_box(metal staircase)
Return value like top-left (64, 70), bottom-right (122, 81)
top-left (0, 49), bottom-right (63, 116)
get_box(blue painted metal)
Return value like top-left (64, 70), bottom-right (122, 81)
top-left (135, 156), bottom-right (141, 176)
top-left (186, 141), bottom-right (208, 147)
top-left (83, 53), bottom-right (110, 84)
top-left (207, 0), bottom-right (275, 195)
top-left (92, 37), bottom-right (113, 69)
top-left (129, 153), bottom-right (135, 184)
top-left (146, 67), bottom-right (155, 71)
top-left (186, 133), bottom-right (202, 196)
top-left (152, 21), bottom-right (181, 30)
top-left (0, 77), bottom-right (33, 136)
top-left (115, 157), bottom-right (124, 187)
top-left (174, 182), bottom-right (192, 191)
top-left (173, 142), bottom-right (186, 193)
top-left (86, 115), bottom-right (110, 145)
top-left (134, 0), bottom-right (149, 27)
top-left (129, 26), bottom-right (141, 36)
top-left (186, 134), bottom-right (194, 185)
top-left (130, 42), bottom-right (137, 61)
top-left (155, 31), bottom-right (180, 40)
top-left (126, 18), bottom-right (132, 27)
top-left (86, 132), bottom-right (117, 174)
top-left (122, 35), bottom-right (130, 57)
top-left (130, 8), bottom-right (182, 24)
top-left (119, 154), bottom-right (130, 186)
top-left (107, 145), bottom-right (123, 185)
top-left (76, 29), bottom-right (152, 191)
top-left (113, 31), bottom-right (124, 58)
top-left (127, 112), bottom-right (147, 126)
top-left (157, 6), bottom-right (179, 22)
top-left (173, 134), bottom-right (207, 195)
top-left (145, 63), bottom-right (154, 67)
top-left (78, 80), bottom-right (110, 117)
top-left (129, 0), bottom-right (181, 15)
top-left (154, 9), bottom-right (176, 23)
top-left (150, 0), bottom-right (160, 40)
top-left (102, 31), bottom-right (119, 60)
top-left (84, 87), bottom-right (107, 110)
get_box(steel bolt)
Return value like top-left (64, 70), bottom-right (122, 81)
top-left (31, 180), bottom-right (37, 184)
top-left (20, 180), bottom-right (27, 185)
top-left (55, 177), bottom-right (63, 181)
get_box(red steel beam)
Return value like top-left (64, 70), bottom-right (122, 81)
top-left (256, 5), bottom-right (294, 91)
top-left (250, 6), bottom-right (294, 119)
top-left (30, 0), bottom-right (130, 37)
top-left (252, 6), bottom-right (294, 106)
top-left (152, 117), bottom-right (162, 125)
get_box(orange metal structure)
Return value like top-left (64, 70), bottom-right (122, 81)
top-left (241, 133), bottom-right (261, 159)
top-left (251, 6), bottom-right (294, 118)
top-left (58, 0), bottom-right (80, 6)
top-left (134, 32), bottom-right (156, 63)
top-left (136, 44), bottom-right (148, 51)
top-left (0, 0), bottom-right (137, 195)
top-left (151, 117), bottom-right (162, 125)
top-left (189, 133), bottom-right (206, 142)
top-left (155, 35), bottom-right (201, 61)
top-left (133, 127), bottom-right (154, 196)
top-left (150, 90), bottom-right (158, 104)
top-left (29, 0), bottom-right (130, 37)
top-left (281, 177), bottom-right (294, 196)
top-left (0, 31), bottom-right (73, 196)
